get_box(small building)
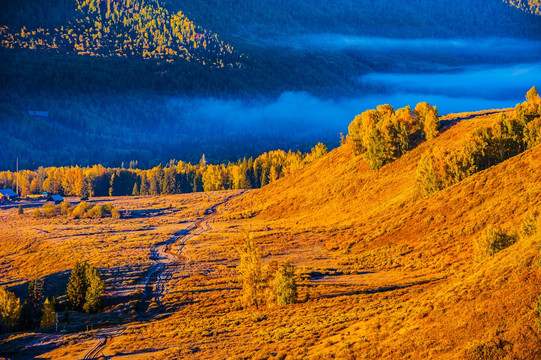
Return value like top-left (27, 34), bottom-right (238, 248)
top-left (28, 111), bottom-right (49, 119)
top-left (47, 194), bottom-right (64, 204)
top-left (0, 189), bottom-right (18, 202)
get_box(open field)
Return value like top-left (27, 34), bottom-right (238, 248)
top-left (1, 109), bottom-right (541, 359)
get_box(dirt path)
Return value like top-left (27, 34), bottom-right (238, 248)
top-left (82, 191), bottom-right (244, 359)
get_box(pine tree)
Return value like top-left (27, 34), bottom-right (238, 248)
top-left (149, 173), bottom-right (159, 196)
top-left (140, 173), bottom-right (149, 195)
top-left (67, 262), bottom-right (88, 311)
top-left (18, 205), bottom-right (24, 215)
top-left (83, 266), bottom-right (104, 314)
top-left (20, 279), bottom-right (43, 329)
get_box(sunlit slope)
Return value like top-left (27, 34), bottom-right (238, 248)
top-left (224, 110), bottom-right (541, 357)
top-left (231, 111), bottom-right (512, 229)
top-left (229, 108), bottom-right (540, 272)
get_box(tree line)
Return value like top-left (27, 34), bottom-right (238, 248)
top-left (0, 144), bottom-right (328, 198)
top-left (416, 87), bottom-right (541, 197)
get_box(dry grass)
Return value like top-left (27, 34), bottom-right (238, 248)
top-left (1, 111), bottom-right (541, 359)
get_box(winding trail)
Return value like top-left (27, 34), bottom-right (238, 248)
top-left (81, 191), bottom-right (244, 359)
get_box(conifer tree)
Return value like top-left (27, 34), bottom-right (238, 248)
top-left (140, 173), bottom-right (149, 195)
top-left (20, 279), bottom-right (43, 329)
top-left (83, 266), bottom-right (104, 314)
top-left (149, 173), bottom-right (159, 196)
top-left (67, 261), bottom-right (88, 311)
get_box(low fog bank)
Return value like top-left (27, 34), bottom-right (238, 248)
top-left (284, 34), bottom-right (541, 57)
top-left (171, 88), bottom-right (530, 141)
top-left (360, 62), bottom-right (541, 103)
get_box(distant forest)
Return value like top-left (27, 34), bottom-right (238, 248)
top-left (1, 0), bottom-right (541, 170)
top-left (0, 144), bottom-right (328, 197)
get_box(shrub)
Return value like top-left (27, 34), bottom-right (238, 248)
top-left (86, 205), bottom-right (105, 219)
top-left (17, 205), bottom-right (24, 215)
top-left (42, 203), bottom-right (57, 218)
top-left (60, 201), bottom-right (72, 216)
top-left (474, 226), bottom-right (518, 262)
top-left (520, 211), bottom-right (539, 238)
top-left (32, 208), bottom-right (41, 218)
top-left (111, 207), bottom-right (121, 219)
top-left (71, 201), bottom-right (92, 218)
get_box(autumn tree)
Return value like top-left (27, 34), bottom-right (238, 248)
top-left (348, 105), bottom-right (410, 169)
top-left (270, 261), bottom-right (298, 306)
top-left (414, 102), bottom-right (440, 140)
top-left (0, 287), bottom-right (21, 333)
top-left (237, 232), bottom-right (263, 309)
top-left (40, 296), bottom-right (57, 328)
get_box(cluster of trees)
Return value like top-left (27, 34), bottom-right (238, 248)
top-left (237, 232), bottom-right (298, 308)
top-left (33, 201), bottom-right (120, 219)
top-left (67, 261), bottom-right (104, 314)
top-left (348, 102), bottom-right (440, 169)
top-left (0, 280), bottom-right (56, 333)
top-left (0, 144), bottom-right (327, 198)
top-left (416, 87), bottom-right (541, 197)
top-left (0, 262), bottom-right (104, 334)
top-left (0, 0), bottom-right (240, 67)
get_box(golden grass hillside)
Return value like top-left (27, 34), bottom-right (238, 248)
top-left (1, 110), bottom-right (541, 359)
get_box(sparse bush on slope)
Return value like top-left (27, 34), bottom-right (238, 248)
top-left (474, 225), bottom-right (518, 262)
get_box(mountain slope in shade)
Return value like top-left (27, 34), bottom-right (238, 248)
top-left (0, 0), bottom-right (241, 67)
top-left (504, 0), bottom-right (541, 14)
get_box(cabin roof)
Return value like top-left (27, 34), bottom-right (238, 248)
top-left (50, 195), bottom-right (64, 201)
top-left (0, 189), bottom-right (17, 197)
